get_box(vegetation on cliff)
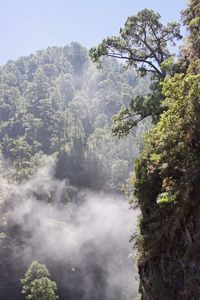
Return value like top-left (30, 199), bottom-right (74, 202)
top-left (134, 1), bottom-right (200, 298)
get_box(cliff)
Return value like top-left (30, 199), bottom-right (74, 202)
top-left (134, 1), bottom-right (200, 298)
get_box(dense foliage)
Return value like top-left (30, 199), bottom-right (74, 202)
top-left (133, 1), bottom-right (200, 298)
top-left (135, 73), bottom-right (200, 210)
top-left (0, 42), bottom-right (144, 189)
top-left (21, 261), bottom-right (58, 300)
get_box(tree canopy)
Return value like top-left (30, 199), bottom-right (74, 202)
top-left (90, 9), bottom-right (182, 136)
top-left (0, 43), bottom-right (144, 188)
top-left (21, 261), bottom-right (58, 300)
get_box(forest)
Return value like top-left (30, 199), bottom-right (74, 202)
top-left (0, 0), bottom-right (200, 299)
top-left (0, 41), bottom-right (146, 299)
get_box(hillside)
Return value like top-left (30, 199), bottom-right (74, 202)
top-left (0, 43), bottom-right (146, 299)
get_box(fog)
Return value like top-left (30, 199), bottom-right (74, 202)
top-left (0, 157), bottom-right (138, 299)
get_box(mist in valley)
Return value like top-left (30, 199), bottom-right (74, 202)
top-left (0, 157), bottom-right (138, 299)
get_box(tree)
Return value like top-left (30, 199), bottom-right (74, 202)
top-left (57, 73), bottom-right (75, 104)
top-left (90, 9), bottom-right (182, 136)
top-left (24, 113), bottom-right (43, 153)
top-left (68, 42), bottom-right (88, 76)
top-left (90, 9), bottom-right (181, 77)
top-left (25, 69), bottom-right (53, 153)
top-left (21, 261), bottom-right (58, 300)
top-left (26, 278), bottom-right (58, 300)
top-left (182, 0), bottom-right (200, 71)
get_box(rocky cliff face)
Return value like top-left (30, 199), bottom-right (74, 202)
top-left (137, 188), bottom-right (200, 299)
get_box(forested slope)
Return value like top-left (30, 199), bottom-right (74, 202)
top-left (0, 43), bottom-right (145, 299)
top-left (0, 42), bottom-right (147, 189)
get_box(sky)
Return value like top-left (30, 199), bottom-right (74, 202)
top-left (0, 0), bottom-right (187, 65)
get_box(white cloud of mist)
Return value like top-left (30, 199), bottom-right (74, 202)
top-left (0, 157), bottom-right (138, 300)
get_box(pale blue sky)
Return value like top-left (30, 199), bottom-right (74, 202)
top-left (1, 0), bottom-right (187, 64)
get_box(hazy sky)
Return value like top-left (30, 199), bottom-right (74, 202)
top-left (1, 0), bottom-right (187, 64)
